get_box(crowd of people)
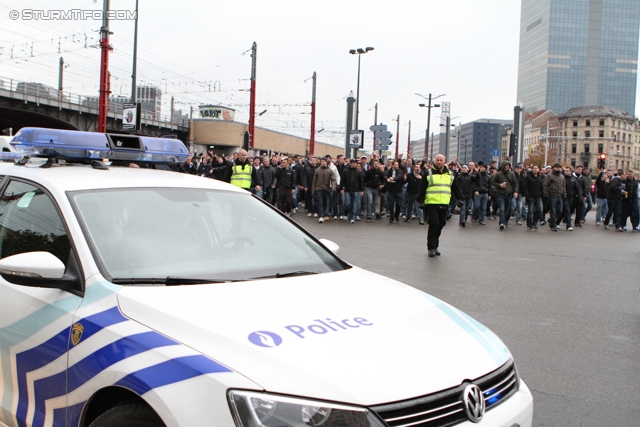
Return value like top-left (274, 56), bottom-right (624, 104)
top-left (179, 149), bottom-right (640, 233)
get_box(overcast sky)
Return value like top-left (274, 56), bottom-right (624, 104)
top-left (1, 0), bottom-right (639, 153)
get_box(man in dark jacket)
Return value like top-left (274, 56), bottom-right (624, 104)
top-left (621, 170), bottom-right (639, 231)
top-left (302, 157), bottom-right (318, 216)
top-left (340, 159), bottom-right (365, 223)
top-left (404, 165), bottom-right (424, 224)
top-left (456, 165), bottom-right (474, 227)
top-left (490, 161), bottom-right (519, 230)
top-left (471, 161), bottom-right (491, 224)
top-left (364, 159), bottom-right (385, 221)
top-left (274, 157), bottom-right (297, 216)
top-left (543, 163), bottom-right (566, 231)
top-left (558, 166), bottom-right (581, 231)
top-left (571, 165), bottom-right (585, 227)
top-left (595, 169), bottom-right (610, 225)
top-left (385, 160), bottom-right (405, 224)
top-left (261, 157), bottom-right (275, 205)
top-left (417, 154), bottom-right (464, 257)
top-left (522, 165), bottom-right (544, 230)
top-left (604, 170), bottom-right (624, 230)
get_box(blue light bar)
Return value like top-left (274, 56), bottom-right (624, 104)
top-left (10, 128), bottom-right (189, 163)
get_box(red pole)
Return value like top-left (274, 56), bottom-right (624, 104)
top-left (248, 42), bottom-right (257, 150)
top-left (407, 120), bottom-right (411, 156)
top-left (310, 72), bottom-right (316, 155)
top-left (395, 114), bottom-right (400, 159)
top-left (98, 0), bottom-right (112, 133)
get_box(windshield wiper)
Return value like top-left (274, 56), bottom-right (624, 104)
top-left (247, 271), bottom-right (319, 280)
top-left (111, 277), bottom-right (229, 285)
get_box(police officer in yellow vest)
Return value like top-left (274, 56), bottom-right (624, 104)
top-left (224, 149), bottom-right (261, 193)
top-left (417, 154), bottom-right (464, 257)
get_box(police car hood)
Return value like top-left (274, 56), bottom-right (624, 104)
top-left (116, 267), bottom-right (511, 405)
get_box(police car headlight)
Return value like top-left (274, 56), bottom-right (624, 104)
top-left (228, 391), bottom-right (386, 427)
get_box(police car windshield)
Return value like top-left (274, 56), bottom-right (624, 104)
top-left (70, 188), bottom-right (345, 283)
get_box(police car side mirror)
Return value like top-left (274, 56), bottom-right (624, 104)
top-left (0, 251), bottom-right (75, 290)
top-left (319, 239), bottom-right (340, 255)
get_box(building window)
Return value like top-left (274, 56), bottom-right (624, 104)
top-left (572, 131), bottom-right (577, 139)
top-left (572, 144), bottom-right (577, 154)
top-left (599, 130), bottom-right (604, 138)
top-left (585, 130), bottom-right (590, 138)
top-left (571, 158), bottom-right (576, 167)
top-left (583, 161), bottom-right (589, 169)
top-left (584, 144), bottom-right (590, 153)
top-left (586, 119), bottom-right (591, 126)
top-left (598, 144), bottom-right (603, 153)
top-left (573, 120), bottom-right (578, 127)
top-left (599, 119), bottom-right (605, 126)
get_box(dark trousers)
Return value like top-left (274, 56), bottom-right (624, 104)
top-left (604, 199), bottom-right (622, 227)
top-left (526, 197), bottom-right (543, 228)
top-left (425, 204), bottom-right (448, 250)
top-left (556, 197), bottom-right (572, 227)
top-left (314, 190), bottom-right (329, 218)
top-left (277, 188), bottom-right (292, 213)
top-left (621, 200), bottom-right (639, 228)
top-left (548, 195), bottom-right (563, 229)
top-left (572, 196), bottom-right (584, 224)
top-left (387, 191), bottom-right (402, 221)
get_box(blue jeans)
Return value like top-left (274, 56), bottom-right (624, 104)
top-left (315, 191), bottom-right (330, 218)
top-left (473, 193), bottom-right (488, 222)
top-left (548, 195), bottom-right (563, 229)
top-left (401, 187), bottom-right (408, 216)
top-left (526, 197), bottom-right (543, 228)
top-left (596, 198), bottom-right (608, 223)
top-left (365, 188), bottom-right (379, 218)
top-left (459, 199), bottom-right (470, 223)
top-left (496, 193), bottom-right (513, 225)
top-left (582, 193), bottom-right (593, 221)
top-left (515, 194), bottom-right (525, 222)
top-left (252, 187), bottom-right (263, 199)
top-left (387, 192), bottom-right (402, 221)
top-left (343, 192), bottom-right (359, 221)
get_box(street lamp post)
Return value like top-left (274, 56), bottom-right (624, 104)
top-left (349, 47), bottom-right (374, 158)
top-left (416, 93), bottom-right (445, 160)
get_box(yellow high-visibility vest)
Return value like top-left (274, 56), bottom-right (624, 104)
top-left (230, 164), bottom-right (252, 189)
top-left (424, 169), bottom-right (454, 205)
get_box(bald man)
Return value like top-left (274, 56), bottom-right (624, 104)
top-left (417, 154), bottom-right (464, 257)
top-left (224, 149), bottom-right (261, 192)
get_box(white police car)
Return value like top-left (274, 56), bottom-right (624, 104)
top-left (0, 128), bottom-right (532, 427)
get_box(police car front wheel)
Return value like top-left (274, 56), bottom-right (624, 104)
top-left (89, 402), bottom-right (165, 427)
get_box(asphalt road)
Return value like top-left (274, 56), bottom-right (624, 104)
top-left (292, 209), bottom-right (640, 427)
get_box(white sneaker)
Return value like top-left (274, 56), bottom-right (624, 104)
top-left (313, 213), bottom-right (318, 218)
top-left (356, 216), bottom-right (361, 221)
top-left (307, 213), bottom-right (312, 217)
top-left (318, 217), bottom-right (324, 223)
top-left (350, 220), bottom-right (355, 224)
top-left (333, 216), bottom-right (338, 220)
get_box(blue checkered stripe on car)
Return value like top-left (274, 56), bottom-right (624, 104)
top-left (0, 280), bottom-right (231, 427)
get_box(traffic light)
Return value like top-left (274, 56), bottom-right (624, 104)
top-left (598, 153), bottom-right (607, 169)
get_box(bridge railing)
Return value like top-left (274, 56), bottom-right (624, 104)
top-left (0, 78), bottom-right (189, 128)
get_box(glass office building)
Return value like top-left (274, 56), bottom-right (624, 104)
top-left (517, 0), bottom-right (640, 116)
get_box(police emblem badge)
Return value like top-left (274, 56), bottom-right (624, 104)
top-left (71, 323), bottom-right (84, 346)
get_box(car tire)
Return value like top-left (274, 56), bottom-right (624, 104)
top-left (89, 402), bottom-right (165, 427)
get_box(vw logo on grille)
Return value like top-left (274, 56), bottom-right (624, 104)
top-left (462, 384), bottom-right (486, 423)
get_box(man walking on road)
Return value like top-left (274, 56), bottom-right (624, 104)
top-left (491, 160), bottom-right (519, 230)
top-left (417, 154), bottom-right (464, 257)
top-left (543, 163), bottom-right (566, 232)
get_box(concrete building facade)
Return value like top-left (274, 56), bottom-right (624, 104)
top-left (458, 119), bottom-right (513, 164)
top-left (556, 105), bottom-right (639, 171)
